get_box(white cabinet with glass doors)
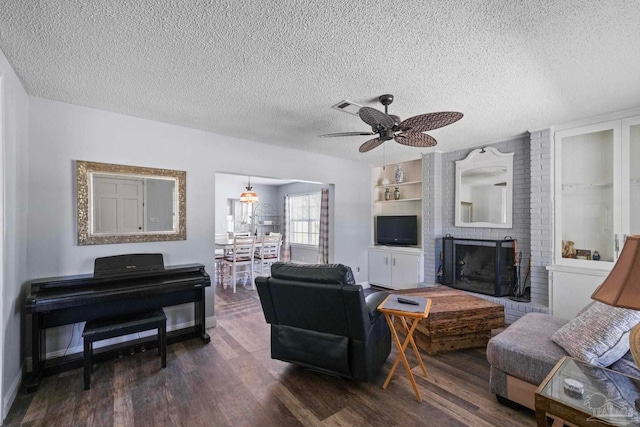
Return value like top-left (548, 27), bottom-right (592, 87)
top-left (548, 115), bottom-right (640, 319)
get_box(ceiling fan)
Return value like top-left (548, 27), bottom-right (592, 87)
top-left (320, 94), bottom-right (463, 153)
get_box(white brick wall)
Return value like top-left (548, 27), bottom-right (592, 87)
top-left (422, 131), bottom-right (553, 322)
top-left (422, 153), bottom-right (442, 281)
top-left (528, 129), bottom-right (553, 308)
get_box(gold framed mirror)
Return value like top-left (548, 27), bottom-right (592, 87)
top-left (77, 161), bottom-right (186, 245)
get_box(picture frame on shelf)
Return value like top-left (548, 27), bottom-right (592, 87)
top-left (575, 249), bottom-right (591, 260)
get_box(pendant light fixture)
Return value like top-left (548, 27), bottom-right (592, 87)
top-left (240, 176), bottom-right (259, 203)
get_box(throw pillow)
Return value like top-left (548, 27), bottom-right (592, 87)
top-left (551, 301), bottom-right (640, 367)
top-left (575, 301), bottom-right (595, 317)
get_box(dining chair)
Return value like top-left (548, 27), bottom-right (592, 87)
top-left (214, 233), bottom-right (227, 285)
top-left (254, 235), bottom-right (281, 277)
top-left (223, 236), bottom-right (255, 293)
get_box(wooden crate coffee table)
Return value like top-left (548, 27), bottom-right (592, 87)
top-left (394, 287), bottom-right (504, 355)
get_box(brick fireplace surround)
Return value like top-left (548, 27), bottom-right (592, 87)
top-left (422, 129), bottom-right (552, 323)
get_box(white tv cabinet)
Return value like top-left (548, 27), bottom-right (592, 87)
top-left (368, 246), bottom-right (424, 290)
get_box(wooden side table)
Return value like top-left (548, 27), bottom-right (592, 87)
top-left (535, 356), bottom-right (640, 427)
top-left (378, 294), bottom-right (432, 402)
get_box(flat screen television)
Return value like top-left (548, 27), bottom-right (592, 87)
top-left (376, 215), bottom-right (418, 246)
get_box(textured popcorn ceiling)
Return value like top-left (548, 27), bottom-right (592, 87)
top-left (1, 1), bottom-right (639, 165)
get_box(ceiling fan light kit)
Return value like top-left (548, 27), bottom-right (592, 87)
top-left (322, 94), bottom-right (463, 153)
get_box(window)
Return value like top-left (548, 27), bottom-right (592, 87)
top-left (289, 193), bottom-right (321, 245)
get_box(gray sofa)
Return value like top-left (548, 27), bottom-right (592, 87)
top-left (486, 311), bottom-right (640, 410)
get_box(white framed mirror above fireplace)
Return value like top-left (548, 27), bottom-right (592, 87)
top-left (455, 147), bottom-right (514, 228)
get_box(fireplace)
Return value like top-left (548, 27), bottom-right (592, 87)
top-left (442, 237), bottom-right (516, 297)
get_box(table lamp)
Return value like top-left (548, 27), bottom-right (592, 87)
top-left (590, 235), bottom-right (640, 410)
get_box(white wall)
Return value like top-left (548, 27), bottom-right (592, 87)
top-left (26, 97), bottom-right (372, 359)
top-left (0, 49), bottom-right (29, 420)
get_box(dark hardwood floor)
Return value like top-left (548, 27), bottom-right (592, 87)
top-left (5, 283), bottom-right (536, 426)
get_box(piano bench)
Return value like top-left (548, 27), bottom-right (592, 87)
top-left (82, 308), bottom-right (167, 390)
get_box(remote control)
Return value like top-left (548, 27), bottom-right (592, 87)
top-left (397, 297), bottom-right (419, 305)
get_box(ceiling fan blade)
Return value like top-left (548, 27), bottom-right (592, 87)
top-left (399, 112), bottom-right (463, 132)
top-left (359, 137), bottom-right (385, 153)
top-left (394, 132), bottom-right (438, 148)
top-left (358, 107), bottom-right (396, 130)
top-left (319, 131), bottom-right (376, 138)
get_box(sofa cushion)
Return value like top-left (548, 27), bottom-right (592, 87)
top-left (551, 301), bottom-right (640, 367)
top-left (487, 313), bottom-right (569, 385)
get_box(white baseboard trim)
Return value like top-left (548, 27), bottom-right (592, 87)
top-left (357, 281), bottom-right (371, 289)
top-left (206, 315), bottom-right (217, 329)
top-left (3, 361), bottom-right (23, 424)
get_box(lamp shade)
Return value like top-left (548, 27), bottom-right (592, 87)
top-left (591, 235), bottom-right (640, 310)
top-left (240, 190), bottom-right (259, 203)
top-left (239, 176), bottom-right (259, 203)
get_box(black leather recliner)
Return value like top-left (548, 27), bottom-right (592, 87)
top-left (255, 262), bottom-right (391, 381)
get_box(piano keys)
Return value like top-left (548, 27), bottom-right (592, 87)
top-left (24, 253), bottom-right (211, 393)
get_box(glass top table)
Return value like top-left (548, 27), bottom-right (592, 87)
top-left (535, 356), bottom-right (640, 426)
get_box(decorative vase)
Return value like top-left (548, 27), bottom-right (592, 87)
top-left (395, 165), bottom-right (404, 183)
top-left (593, 251), bottom-right (600, 261)
top-left (384, 188), bottom-right (391, 201)
top-left (394, 187), bottom-right (400, 200)
top-left (381, 177), bottom-right (390, 186)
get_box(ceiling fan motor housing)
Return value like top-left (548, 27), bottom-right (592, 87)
top-left (380, 130), bottom-right (394, 141)
top-left (389, 114), bottom-right (401, 129)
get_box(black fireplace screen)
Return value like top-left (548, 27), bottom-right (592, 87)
top-left (442, 237), bottom-right (516, 297)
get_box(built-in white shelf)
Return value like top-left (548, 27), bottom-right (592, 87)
top-left (561, 182), bottom-right (612, 190)
top-left (376, 198), bottom-right (422, 203)
top-left (374, 180), bottom-right (421, 188)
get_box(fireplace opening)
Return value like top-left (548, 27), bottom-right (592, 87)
top-left (442, 237), bottom-right (516, 297)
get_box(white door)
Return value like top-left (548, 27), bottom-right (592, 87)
top-left (368, 249), bottom-right (392, 287)
top-left (391, 252), bottom-right (421, 289)
top-left (93, 176), bottom-right (144, 233)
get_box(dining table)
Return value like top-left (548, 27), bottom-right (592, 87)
top-left (214, 236), bottom-right (275, 249)
top-left (214, 238), bottom-right (237, 250)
